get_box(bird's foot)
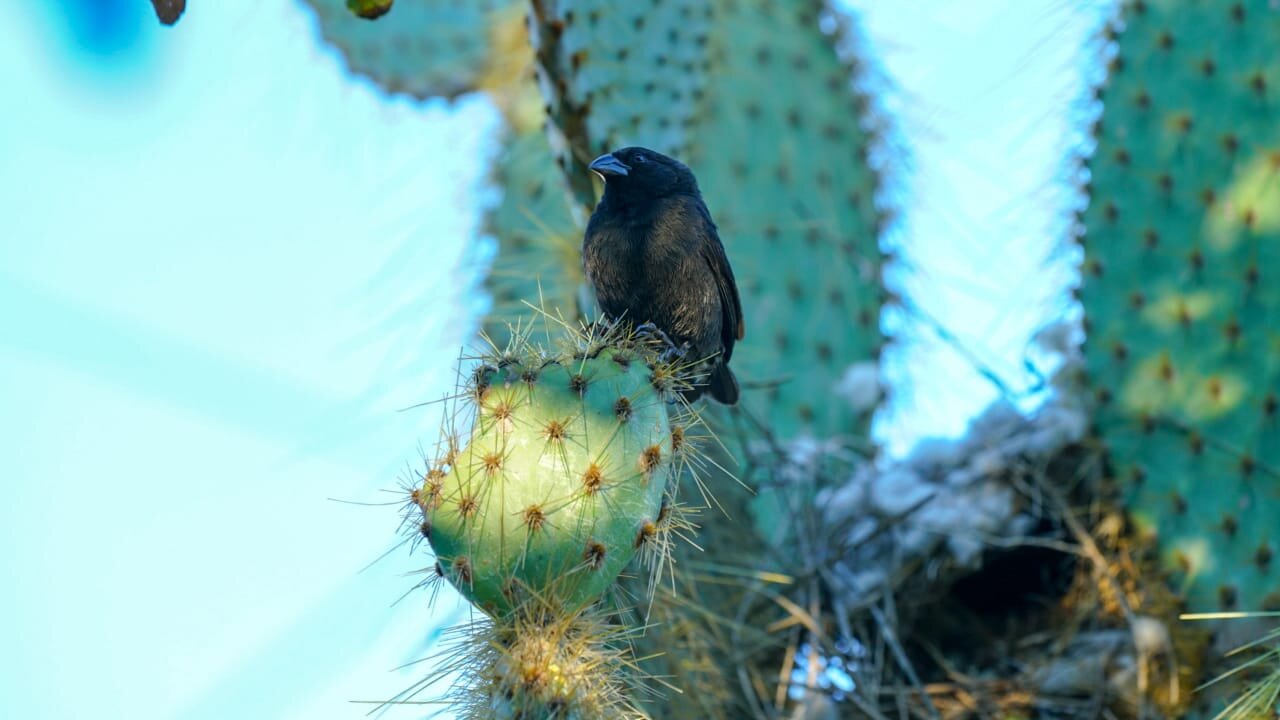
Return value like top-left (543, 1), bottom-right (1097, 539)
top-left (659, 341), bottom-right (692, 365)
top-left (634, 321), bottom-right (677, 350)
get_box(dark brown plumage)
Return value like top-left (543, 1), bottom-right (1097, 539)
top-left (583, 147), bottom-right (744, 404)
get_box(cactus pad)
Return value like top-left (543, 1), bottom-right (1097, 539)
top-left (1080, 0), bottom-right (1280, 612)
top-left (421, 344), bottom-right (679, 615)
top-left (481, 126), bottom-right (584, 346)
top-left (527, 0), bottom-right (713, 207)
top-left (689, 0), bottom-right (885, 438)
top-left (304, 0), bottom-right (509, 100)
top-left (529, 0), bottom-right (886, 438)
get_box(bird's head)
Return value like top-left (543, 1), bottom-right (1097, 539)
top-left (589, 147), bottom-right (699, 203)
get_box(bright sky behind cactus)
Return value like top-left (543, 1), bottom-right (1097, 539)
top-left (0, 1), bottom-right (1102, 717)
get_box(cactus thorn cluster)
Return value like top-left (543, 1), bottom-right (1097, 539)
top-left (406, 319), bottom-right (711, 617)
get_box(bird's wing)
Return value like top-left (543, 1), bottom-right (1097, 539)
top-left (695, 204), bottom-right (745, 360)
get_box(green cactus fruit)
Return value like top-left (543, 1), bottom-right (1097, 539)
top-left (1080, 0), bottom-right (1280, 613)
top-left (303, 0), bottom-right (510, 100)
top-left (481, 125), bottom-right (584, 347)
top-left (528, 0), bottom-right (886, 439)
top-left (422, 346), bottom-right (678, 615)
top-left (346, 0), bottom-right (393, 20)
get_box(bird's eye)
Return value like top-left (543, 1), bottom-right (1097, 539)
top-left (633, 154), bottom-right (647, 163)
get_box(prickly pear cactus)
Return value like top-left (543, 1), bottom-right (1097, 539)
top-left (690, 0), bottom-right (885, 438)
top-left (307, 0), bottom-right (587, 345)
top-left (311, 1), bottom-right (886, 715)
top-left (466, 604), bottom-right (645, 719)
top-left (418, 341), bottom-right (679, 615)
top-left (303, 0), bottom-right (509, 100)
top-left (529, 0), bottom-right (886, 439)
top-left (481, 126), bottom-right (584, 345)
top-left (1079, 0), bottom-right (1280, 613)
top-left (528, 0), bottom-right (713, 208)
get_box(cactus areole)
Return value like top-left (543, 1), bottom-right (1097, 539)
top-left (423, 350), bottom-right (676, 615)
top-left (1081, 0), bottom-right (1280, 613)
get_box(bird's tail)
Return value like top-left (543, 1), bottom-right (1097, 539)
top-left (707, 362), bottom-right (740, 405)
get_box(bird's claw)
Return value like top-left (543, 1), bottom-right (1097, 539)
top-left (634, 321), bottom-right (677, 350)
top-left (659, 342), bottom-right (691, 365)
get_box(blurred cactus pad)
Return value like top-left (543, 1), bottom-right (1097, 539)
top-left (1080, 0), bottom-right (1280, 614)
top-left (306, 0), bottom-right (512, 99)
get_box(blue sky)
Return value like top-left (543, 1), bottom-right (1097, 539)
top-left (0, 1), bottom-right (1101, 717)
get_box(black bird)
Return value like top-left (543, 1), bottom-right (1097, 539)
top-left (583, 147), bottom-right (744, 404)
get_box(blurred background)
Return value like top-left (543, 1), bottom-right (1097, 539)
top-left (0, 1), bottom-right (1101, 717)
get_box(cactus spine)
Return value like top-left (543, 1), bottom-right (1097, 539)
top-left (420, 340), bottom-right (680, 614)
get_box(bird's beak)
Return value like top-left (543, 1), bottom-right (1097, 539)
top-left (589, 153), bottom-right (630, 178)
